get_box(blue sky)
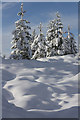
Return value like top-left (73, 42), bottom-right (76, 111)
top-left (1, 2), bottom-right (78, 56)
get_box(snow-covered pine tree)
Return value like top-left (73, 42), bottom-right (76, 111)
top-left (10, 3), bottom-right (32, 60)
top-left (46, 19), bottom-right (58, 57)
top-left (32, 23), bottom-right (46, 59)
top-left (64, 25), bottom-right (77, 55)
top-left (55, 11), bottom-right (64, 55)
top-left (46, 12), bottom-right (64, 57)
top-left (31, 29), bottom-right (38, 55)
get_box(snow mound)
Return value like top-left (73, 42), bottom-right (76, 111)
top-left (2, 55), bottom-right (79, 118)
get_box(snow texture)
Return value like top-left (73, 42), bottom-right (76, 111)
top-left (2, 54), bottom-right (79, 118)
top-left (31, 33), bottom-right (46, 59)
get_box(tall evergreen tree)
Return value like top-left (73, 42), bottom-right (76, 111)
top-left (64, 25), bottom-right (77, 55)
top-left (10, 3), bottom-right (32, 59)
top-left (46, 19), bottom-right (58, 57)
top-left (55, 11), bottom-right (64, 55)
top-left (32, 23), bottom-right (46, 59)
top-left (46, 12), bottom-right (64, 57)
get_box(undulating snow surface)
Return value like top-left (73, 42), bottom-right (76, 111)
top-left (2, 55), bottom-right (79, 118)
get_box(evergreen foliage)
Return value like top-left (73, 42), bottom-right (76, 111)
top-left (10, 4), bottom-right (78, 60)
top-left (10, 3), bottom-right (32, 60)
top-left (64, 25), bottom-right (77, 55)
top-left (46, 12), bottom-right (64, 57)
top-left (31, 23), bottom-right (47, 59)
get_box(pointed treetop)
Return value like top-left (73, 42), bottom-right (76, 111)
top-left (21, 3), bottom-right (24, 20)
top-left (38, 22), bottom-right (43, 34)
top-left (68, 25), bottom-right (74, 37)
top-left (17, 3), bottom-right (26, 20)
top-left (64, 25), bottom-right (74, 37)
top-left (56, 11), bottom-right (60, 18)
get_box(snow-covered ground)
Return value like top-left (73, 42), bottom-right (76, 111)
top-left (1, 55), bottom-right (79, 118)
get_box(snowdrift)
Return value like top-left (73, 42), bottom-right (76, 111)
top-left (2, 55), bottom-right (79, 118)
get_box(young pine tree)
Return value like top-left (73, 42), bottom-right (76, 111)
top-left (46, 19), bottom-right (58, 57)
top-left (55, 12), bottom-right (64, 55)
top-left (32, 23), bottom-right (46, 59)
top-left (10, 3), bottom-right (32, 60)
top-left (64, 25), bottom-right (77, 55)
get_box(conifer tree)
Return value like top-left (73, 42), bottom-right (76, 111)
top-left (64, 25), bottom-right (77, 55)
top-left (46, 12), bottom-right (64, 57)
top-left (32, 23), bottom-right (46, 59)
top-left (55, 11), bottom-right (64, 55)
top-left (10, 3), bottom-right (32, 59)
top-left (46, 19), bottom-right (58, 57)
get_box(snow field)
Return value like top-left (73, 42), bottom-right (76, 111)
top-left (2, 55), bottom-right (79, 118)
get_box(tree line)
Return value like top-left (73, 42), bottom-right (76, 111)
top-left (10, 3), bottom-right (77, 60)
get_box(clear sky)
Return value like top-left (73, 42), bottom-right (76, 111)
top-left (1, 2), bottom-right (78, 56)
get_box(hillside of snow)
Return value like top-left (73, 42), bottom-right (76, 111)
top-left (2, 55), bottom-right (79, 118)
